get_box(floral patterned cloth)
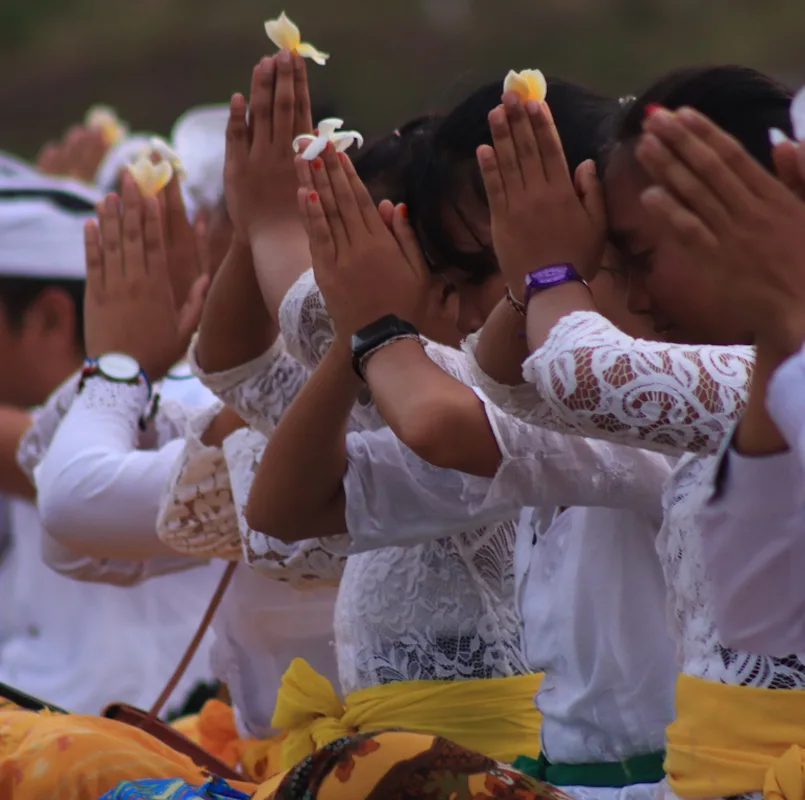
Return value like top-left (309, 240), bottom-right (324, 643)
top-left (252, 730), bottom-right (570, 800)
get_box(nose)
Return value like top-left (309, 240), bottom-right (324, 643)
top-left (625, 272), bottom-right (652, 316)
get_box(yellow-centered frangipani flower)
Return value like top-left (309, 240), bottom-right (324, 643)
top-left (137, 138), bottom-right (187, 181)
top-left (265, 11), bottom-right (329, 65)
top-left (503, 69), bottom-right (547, 103)
top-left (293, 118), bottom-right (364, 161)
top-left (85, 105), bottom-right (129, 146)
top-left (127, 156), bottom-right (174, 197)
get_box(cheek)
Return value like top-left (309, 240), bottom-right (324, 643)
top-left (646, 242), bottom-right (713, 317)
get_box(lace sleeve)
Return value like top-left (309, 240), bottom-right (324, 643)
top-left (17, 372), bottom-right (80, 481)
top-left (222, 427), bottom-right (346, 588)
top-left (522, 311), bottom-right (753, 455)
top-left (156, 401), bottom-right (243, 560)
top-left (188, 335), bottom-right (310, 437)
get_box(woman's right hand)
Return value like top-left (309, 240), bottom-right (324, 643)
top-left (224, 50), bottom-right (314, 242)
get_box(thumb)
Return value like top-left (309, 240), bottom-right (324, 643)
top-left (177, 274), bottom-right (210, 345)
top-left (575, 159), bottom-right (606, 234)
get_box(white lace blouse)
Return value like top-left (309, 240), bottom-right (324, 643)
top-left (181, 269), bottom-right (531, 696)
top-left (477, 311), bottom-right (805, 692)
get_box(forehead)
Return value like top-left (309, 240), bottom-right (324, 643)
top-left (603, 144), bottom-right (656, 251)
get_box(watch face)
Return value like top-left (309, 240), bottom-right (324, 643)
top-left (97, 352), bottom-right (141, 382)
top-left (530, 264), bottom-right (574, 287)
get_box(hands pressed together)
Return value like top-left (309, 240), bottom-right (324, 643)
top-left (81, 45), bottom-right (805, 387)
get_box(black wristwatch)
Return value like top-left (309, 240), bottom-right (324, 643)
top-left (350, 314), bottom-right (421, 379)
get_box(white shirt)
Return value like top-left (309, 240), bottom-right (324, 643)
top-left (695, 343), bottom-right (805, 655)
top-left (25, 371), bottom-right (339, 735)
top-left (339, 388), bottom-right (676, 766)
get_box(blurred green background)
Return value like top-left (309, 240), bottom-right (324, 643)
top-left (2, 0), bottom-right (803, 158)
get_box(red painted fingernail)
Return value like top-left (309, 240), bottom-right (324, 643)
top-left (313, 158), bottom-right (323, 171)
top-left (309, 191), bottom-right (319, 203)
top-left (644, 103), bottom-right (663, 117)
top-left (399, 203), bottom-right (408, 220)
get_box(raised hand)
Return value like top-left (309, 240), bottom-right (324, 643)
top-left (224, 50), bottom-right (313, 241)
top-left (477, 93), bottom-right (607, 296)
top-left (295, 144), bottom-right (432, 337)
top-left (36, 125), bottom-right (109, 182)
top-left (638, 106), bottom-right (805, 353)
top-left (84, 173), bottom-right (209, 380)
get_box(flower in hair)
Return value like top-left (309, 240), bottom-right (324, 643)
top-left (293, 118), bottom-right (364, 161)
top-left (126, 156), bottom-right (174, 197)
top-left (136, 138), bottom-right (187, 181)
top-left (503, 69), bottom-right (547, 103)
top-left (85, 105), bottom-right (128, 146)
top-left (265, 12), bottom-right (329, 65)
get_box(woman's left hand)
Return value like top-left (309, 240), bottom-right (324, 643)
top-left (638, 106), bottom-right (805, 353)
top-left (477, 93), bottom-right (607, 296)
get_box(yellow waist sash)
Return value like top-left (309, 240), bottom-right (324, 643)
top-left (272, 658), bottom-right (543, 769)
top-left (666, 674), bottom-right (805, 800)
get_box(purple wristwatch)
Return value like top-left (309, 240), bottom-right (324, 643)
top-left (523, 263), bottom-right (588, 306)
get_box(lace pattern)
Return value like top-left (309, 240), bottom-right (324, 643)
top-left (518, 310), bottom-right (804, 691)
top-left (17, 373), bottom-right (81, 481)
top-left (520, 311), bottom-right (753, 456)
top-left (222, 427), bottom-right (347, 588)
top-left (188, 335), bottom-right (311, 437)
top-left (280, 269), bottom-right (530, 695)
top-left (156, 401), bottom-right (243, 560)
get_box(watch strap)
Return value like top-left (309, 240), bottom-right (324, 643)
top-left (523, 263), bottom-right (588, 307)
top-left (351, 315), bottom-right (421, 380)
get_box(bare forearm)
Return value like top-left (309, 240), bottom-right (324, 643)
top-left (195, 240), bottom-right (275, 372)
top-left (474, 300), bottom-right (530, 386)
top-left (0, 407), bottom-right (34, 499)
top-left (250, 220), bottom-right (311, 322)
top-left (526, 282), bottom-right (596, 354)
top-left (364, 340), bottom-right (501, 477)
top-left (734, 339), bottom-right (788, 456)
top-left (245, 338), bottom-right (359, 540)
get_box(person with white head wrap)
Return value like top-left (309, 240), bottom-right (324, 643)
top-left (172, 104), bottom-right (229, 218)
top-left (0, 175), bottom-right (222, 716)
top-left (0, 150), bottom-right (40, 180)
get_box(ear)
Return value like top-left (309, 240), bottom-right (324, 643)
top-left (29, 287), bottom-right (79, 349)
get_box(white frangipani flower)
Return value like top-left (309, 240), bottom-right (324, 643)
top-left (503, 69), bottom-right (547, 103)
top-left (293, 118), bottom-right (364, 161)
top-left (85, 105), bottom-right (129, 146)
top-left (137, 137), bottom-right (187, 180)
top-left (126, 156), bottom-right (174, 197)
top-left (265, 11), bottom-right (329, 65)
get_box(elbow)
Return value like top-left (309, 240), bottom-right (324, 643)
top-left (38, 487), bottom-right (88, 549)
top-left (244, 490), bottom-right (301, 544)
top-left (394, 403), bottom-right (468, 471)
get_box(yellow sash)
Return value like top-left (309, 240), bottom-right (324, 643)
top-left (666, 674), bottom-right (805, 800)
top-left (272, 658), bottom-right (543, 769)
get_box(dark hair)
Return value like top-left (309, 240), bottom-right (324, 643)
top-left (353, 115), bottom-right (441, 206)
top-left (0, 276), bottom-right (85, 347)
top-left (408, 78), bottom-right (618, 282)
top-left (611, 66), bottom-right (793, 173)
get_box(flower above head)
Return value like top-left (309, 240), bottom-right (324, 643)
top-left (134, 137), bottom-right (187, 181)
top-left (85, 105), bottom-right (129, 146)
top-left (293, 118), bottom-right (364, 161)
top-left (126, 156), bottom-right (174, 197)
top-left (503, 69), bottom-right (547, 104)
top-left (265, 11), bottom-right (329, 65)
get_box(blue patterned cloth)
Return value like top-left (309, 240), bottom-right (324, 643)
top-left (98, 775), bottom-right (251, 799)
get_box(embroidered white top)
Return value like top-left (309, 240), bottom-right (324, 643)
top-left (338, 386), bottom-right (676, 765)
top-left (23, 372), bottom-right (339, 734)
